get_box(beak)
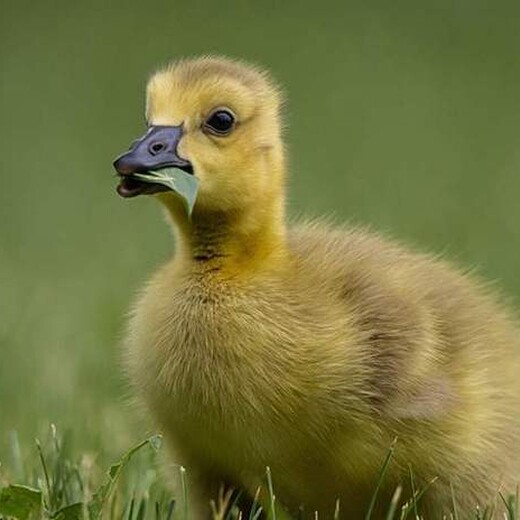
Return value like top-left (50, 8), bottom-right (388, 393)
top-left (113, 125), bottom-right (193, 198)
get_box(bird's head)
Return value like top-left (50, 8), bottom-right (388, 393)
top-left (113, 56), bottom-right (285, 223)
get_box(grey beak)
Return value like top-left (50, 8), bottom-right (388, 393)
top-left (113, 125), bottom-right (192, 176)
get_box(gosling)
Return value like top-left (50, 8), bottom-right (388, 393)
top-left (113, 56), bottom-right (520, 519)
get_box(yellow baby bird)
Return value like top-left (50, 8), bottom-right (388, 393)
top-left (113, 56), bottom-right (520, 519)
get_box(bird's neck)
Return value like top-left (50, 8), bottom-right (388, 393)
top-left (160, 192), bottom-right (289, 276)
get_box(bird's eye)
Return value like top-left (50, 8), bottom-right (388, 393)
top-left (204, 109), bottom-right (235, 136)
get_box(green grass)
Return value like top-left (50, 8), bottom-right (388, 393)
top-left (1, 429), bottom-right (518, 520)
top-left (0, 428), bottom-right (182, 520)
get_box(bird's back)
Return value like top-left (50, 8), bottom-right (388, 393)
top-left (287, 221), bottom-right (520, 515)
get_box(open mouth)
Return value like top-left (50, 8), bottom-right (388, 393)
top-left (117, 176), bottom-right (168, 198)
top-left (117, 165), bottom-right (194, 198)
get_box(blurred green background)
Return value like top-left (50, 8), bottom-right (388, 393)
top-left (1, 0), bottom-right (520, 460)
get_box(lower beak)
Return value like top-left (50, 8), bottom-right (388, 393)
top-left (113, 125), bottom-right (193, 198)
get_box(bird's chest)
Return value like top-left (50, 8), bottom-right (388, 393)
top-left (131, 277), bottom-right (300, 437)
top-left (126, 269), bottom-right (355, 479)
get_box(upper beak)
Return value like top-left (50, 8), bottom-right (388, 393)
top-left (113, 125), bottom-right (193, 198)
top-left (113, 125), bottom-right (192, 175)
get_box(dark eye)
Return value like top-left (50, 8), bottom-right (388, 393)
top-left (204, 109), bottom-right (235, 135)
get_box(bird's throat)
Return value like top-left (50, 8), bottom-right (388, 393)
top-left (159, 194), bottom-right (288, 276)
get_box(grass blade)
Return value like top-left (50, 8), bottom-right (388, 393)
top-left (8, 431), bottom-right (24, 482)
top-left (165, 499), bottom-right (176, 520)
top-left (407, 465), bottom-right (418, 520)
top-left (179, 466), bottom-right (188, 520)
top-left (333, 498), bottom-right (340, 520)
top-left (385, 486), bottom-right (402, 520)
top-left (365, 438), bottom-right (398, 520)
top-left (450, 481), bottom-right (459, 520)
top-left (248, 487), bottom-right (262, 520)
top-left (87, 435), bottom-right (161, 519)
top-left (35, 438), bottom-right (52, 510)
top-left (135, 497), bottom-right (147, 520)
top-left (266, 466), bottom-right (277, 520)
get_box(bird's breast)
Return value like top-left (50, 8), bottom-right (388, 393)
top-left (128, 272), bottom-right (294, 419)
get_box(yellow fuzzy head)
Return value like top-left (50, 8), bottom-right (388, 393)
top-left (145, 56), bottom-right (285, 214)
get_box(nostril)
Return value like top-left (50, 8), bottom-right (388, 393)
top-left (149, 141), bottom-right (166, 155)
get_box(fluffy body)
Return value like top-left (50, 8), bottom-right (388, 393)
top-left (122, 57), bottom-right (520, 518)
